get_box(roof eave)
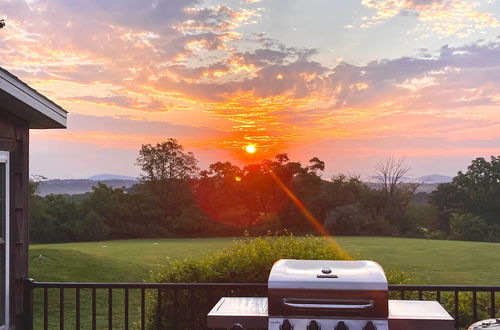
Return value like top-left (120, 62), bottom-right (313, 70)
top-left (0, 68), bottom-right (67, 129)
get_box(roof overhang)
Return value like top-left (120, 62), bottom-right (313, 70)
top-left (0, 68), bottom-right (67, 129)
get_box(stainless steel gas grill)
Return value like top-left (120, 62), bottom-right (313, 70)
top-left (268, 260), bottom-right (388, 330)
top-left (207, 259), bottom-right (454, 330)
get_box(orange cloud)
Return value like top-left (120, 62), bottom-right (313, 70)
top-left (2, 0), bottom-right (499, 178)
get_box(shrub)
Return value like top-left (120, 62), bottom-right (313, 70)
top-left (152, 233), bottom-right (350, 284)
top-left (425, 230), bottom-right (448, 240)
top-left (401, 204), bottom-right (439, 237)
top-left (146, 234), bottom-right (413, 329)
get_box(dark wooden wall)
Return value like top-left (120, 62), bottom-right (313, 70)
top-left (0, 107), bottom-right (29, 330)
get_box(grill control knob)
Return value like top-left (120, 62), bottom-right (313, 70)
top-left (363, 321), bottom-right (376, 330)
top-left (307, 320), bottom-right (320, 330)
top-left (335, 321), bottom-right (349, 330)
top-left (280, 319), bottom-right (293, 330)
top-left (230, 323), bottom-right (244, 330)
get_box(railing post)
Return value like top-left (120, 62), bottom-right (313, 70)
top-left (23, 278), bottom-right (34, 330)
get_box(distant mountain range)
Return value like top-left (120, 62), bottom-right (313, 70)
top-left (37, 176), bottom-right (138, 196)
top-left (36, 173), bottom-right (453, 196)
top-left (363, 174), bottom-right (453, 193)
top-left (416, 175), bottom-right (453, 184)
top-left (368, 175), bottom-right (453, 184)
top-left (88, 174), bottom-right (138, 181)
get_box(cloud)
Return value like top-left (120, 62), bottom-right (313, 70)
top-left (50, 0), bottom-right (199, 33)
top-left (361, 0), bottom-right (499, 36)
top-left (175, 5), bottom-right (261, 33)
top-left (321, 40), bottom-right (500, 111)
top-left (69, 95), bottom-right (137, 108)
top-left (2, 0), bottom-right (499, 162)
top-left (63, 95), bottom-right (172, 113)
top-left (0, 0), bottom-right (270, 113)
top-left (152, 42), bottom-right (325, 102)
top-left (68, 113), bottom-right (224, 138)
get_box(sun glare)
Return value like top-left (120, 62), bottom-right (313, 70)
top-left (245, 144), bottom-right (256, 153)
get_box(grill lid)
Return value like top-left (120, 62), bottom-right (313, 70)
top-left (468, 319), bottom-right (500, 329)
top-left (268, 260), bottom-right (388, 291)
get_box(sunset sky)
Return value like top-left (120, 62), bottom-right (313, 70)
top-left (1, 0), bottom-right (499, 179)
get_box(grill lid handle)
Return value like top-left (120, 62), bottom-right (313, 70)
top-left (282, 299), bottom-right (375, 312)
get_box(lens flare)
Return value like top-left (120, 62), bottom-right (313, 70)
top-left (269, 171), bottom-right (348, 254)
top-left (245, 144), bottom-right (256, 153)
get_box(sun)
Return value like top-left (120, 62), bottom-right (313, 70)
top-left (245, 144), bottom-right (256, 154)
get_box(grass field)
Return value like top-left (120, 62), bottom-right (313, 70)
top-left (28, 236), bottom-right (500, 329)
top-left (30, 236), bottom-right (500, 285)
top-left (30, 238), bottom-right (235, 282)
top-left (335, 236), bottom-right (500, 285)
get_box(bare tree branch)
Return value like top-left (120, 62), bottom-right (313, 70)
top-left (374, 156), bottom-right (410, 196)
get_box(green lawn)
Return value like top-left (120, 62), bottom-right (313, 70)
top-left (30, 236), bottom-right (500, 285)
top-left (334, 236), bottom-right (500, 285)
top-left (28, 236), bottom-right (500, 329)
top-left (32, 238), bottom-right (235, 268)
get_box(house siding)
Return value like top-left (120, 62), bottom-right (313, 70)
top-left (0, 107), bottom-right (29, 330)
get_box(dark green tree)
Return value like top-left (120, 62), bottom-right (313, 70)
top-left (30, 194), bottom-right (81, 243)
top-left (451, 156), bottom-right (500, 224)
top-left (137, 139), bottom-right (198, 182)
top-left (431, 156), bottom-right (500, 227)
top-left (77, 211), bottom-right (110, 241)
top-left (429, 182), bottom-right (461, 233)
top-left (449, 212), bottom-right (489, 242)
top-left (80, 183), bottom-right (133, 238)
top-left (136, 139), bottom-right (199, 223)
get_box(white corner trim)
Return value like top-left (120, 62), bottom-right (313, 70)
top-left (0, 151), bottom-right (9, 329)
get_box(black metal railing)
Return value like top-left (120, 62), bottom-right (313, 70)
top-left (24, 279), bottom-right (500, 330)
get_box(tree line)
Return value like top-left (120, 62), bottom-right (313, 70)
top-left (30, 139), bottom-right (500, 243)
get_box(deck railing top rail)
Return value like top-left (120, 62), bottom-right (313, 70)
top-left (28, 281), bottom-right (267, 289)
top-left (28, 281), bottom-right (500, 291)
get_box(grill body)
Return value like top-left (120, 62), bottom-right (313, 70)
top-left (268, 260), bottom-right (389, 329)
